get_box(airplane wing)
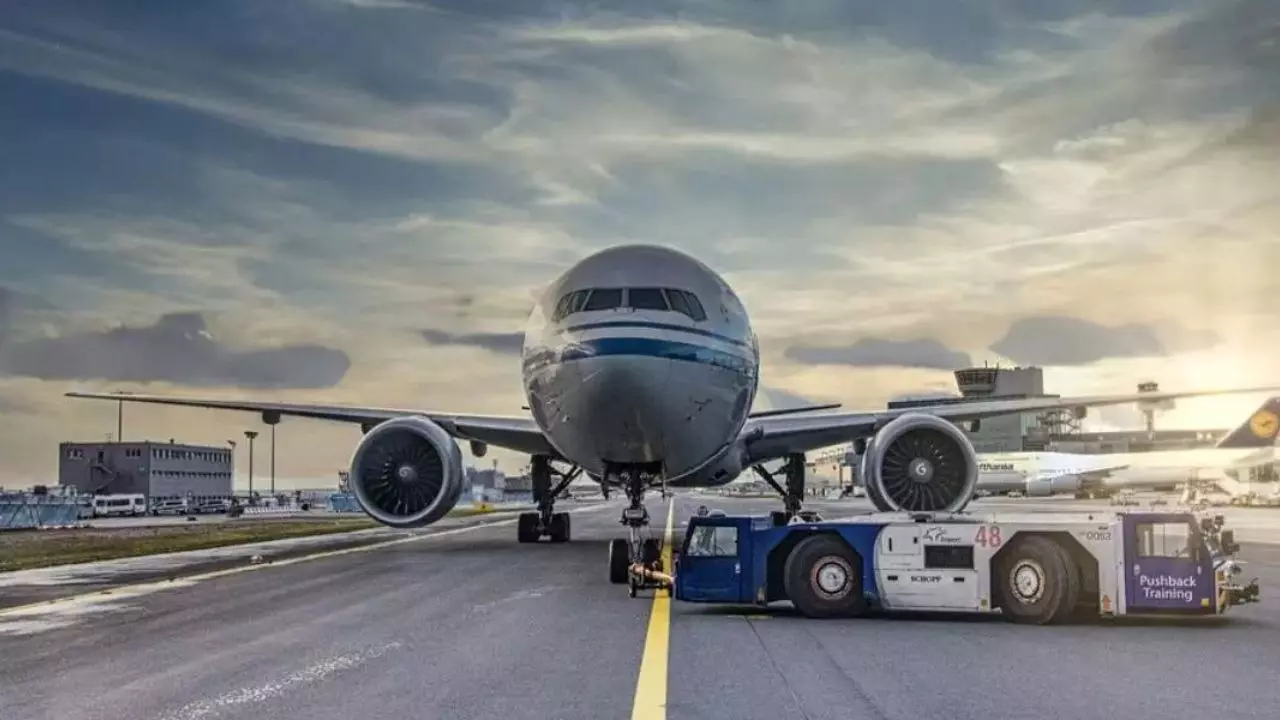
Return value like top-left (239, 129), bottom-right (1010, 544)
top-left (64, 391), bottom-right (559, 458)
top-left (747, 403), bottom-right (842, 419)
top-left (741, 385), bottom-right (1280, 465)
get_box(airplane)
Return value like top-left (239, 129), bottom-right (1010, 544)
top-left (975, 396), bottom-right (1280, 498)
top-left (65, 244), bottom-right (1280, 586)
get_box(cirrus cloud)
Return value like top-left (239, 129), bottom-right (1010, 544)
top-left (0, 0), bottom-right (1276, 482)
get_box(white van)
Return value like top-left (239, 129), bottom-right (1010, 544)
top-left (92, 494), bottom-right (146, 518)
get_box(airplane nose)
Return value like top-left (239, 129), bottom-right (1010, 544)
top-left (578, 356), bottom-right (673, 464)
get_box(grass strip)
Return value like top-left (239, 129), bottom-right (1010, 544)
top-left (0, 506), bottom-right (499, 572)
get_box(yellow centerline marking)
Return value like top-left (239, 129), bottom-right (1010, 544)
top-left (631, 499), bottom-right (675, 720)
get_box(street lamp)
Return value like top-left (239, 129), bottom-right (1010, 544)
top-left (262, 410), bottom-right (281, 496)
top-left (244, 431), bottom-right (258, 498)
top-left (226, 440), bottom-right (237, 498)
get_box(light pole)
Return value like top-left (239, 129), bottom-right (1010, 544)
top-left (262, 411), bottom-right (281, 496)
top-left (244, 431), bottom-right (258, 498)
top-left (117, 399), bottom-right (123, 443)
top-left (226, 440), bottom-right (237, 497)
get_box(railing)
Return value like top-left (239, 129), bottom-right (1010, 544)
top-left (327, 493), bottom-right (363, 513)
top-left (0, 493), bottom-right (86, 530)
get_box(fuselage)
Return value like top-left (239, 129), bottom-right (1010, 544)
top-left (521, 245), bottom-right (760, 484)
top-left (980, 447), bottom-right (1277, 483)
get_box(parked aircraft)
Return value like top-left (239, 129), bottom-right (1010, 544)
top-left (66, 245), bottom-right (1280, 583)
top-left (976, 397), bottom-right (1280, 497)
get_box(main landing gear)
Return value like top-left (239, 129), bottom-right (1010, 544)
top-left (606, 462), bottom-right (666, 595)
top-left (751, 453), bottom-right (821, 525)
top-left (517, 455), bottom-right (581, 544)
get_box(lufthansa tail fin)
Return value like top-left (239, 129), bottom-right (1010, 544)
top-left (1216, 397), bottom-right (1280, 448)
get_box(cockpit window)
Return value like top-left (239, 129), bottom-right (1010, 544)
top-left (583, 288), bottom-right (623, 311)
top-left (552, 287), bottom-right (706, 322)
top-left (627, 287), bottom-right (668, 311)
top-left (665, 289), bottom-right (706, 321)
top-left (677, 290), bottom-right (707, 321)
top-left (552, 293), bottom-right (574, 322)
top-left (551, 289), bottom-right (592, 321)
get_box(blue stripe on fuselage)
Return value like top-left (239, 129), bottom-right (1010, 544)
top-left (523, 337), bottom-right (757, 377)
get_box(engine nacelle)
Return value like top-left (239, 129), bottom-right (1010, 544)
top-left (348, 416), bottom-right (465, 528)
top-left (863, 413), bottom-right (980, 513)
top-left (1025, 475), bottom-right (1083, 498)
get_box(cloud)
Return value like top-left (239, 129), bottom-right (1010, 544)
top-left (989, 315), bottom-right (1221, 367)
top-left (0, 389), bottom-right (33, 414)
top-left (0, 1), bottom-right (1278, 481)
top-left (785, 338), bottom-right (972, 370)
top-left (0, 308), bottom-right (350, 389)
top-left (421, 328), bottom-right (524, 355)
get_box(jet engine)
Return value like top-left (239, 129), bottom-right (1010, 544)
top-left (862, 413), bottom-right (980, 513)
top-left (1025, 475), bottom-right (1082, 498)
top-left (348, 416), bottom-right (465, 528)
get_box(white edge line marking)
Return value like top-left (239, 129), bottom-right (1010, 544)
top-left (157, 641), bottom-right (404, 720)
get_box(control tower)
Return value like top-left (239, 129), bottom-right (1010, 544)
top-left (954, 365), bottom-right (1046, 397)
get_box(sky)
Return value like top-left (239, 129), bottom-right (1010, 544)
top-left (1, 0), bottom-right (1278, 488)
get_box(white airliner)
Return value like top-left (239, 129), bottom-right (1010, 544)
top-left (976, 397), bottom-right (1280, 498)
top-left (66, 245), bottom-right (1280, 584)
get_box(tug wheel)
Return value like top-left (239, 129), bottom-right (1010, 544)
top-left (995, 535), bottom-right (1079, 624)
top-left (783, 535), bottom-right (866, 618)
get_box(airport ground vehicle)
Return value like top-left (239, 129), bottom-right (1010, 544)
top-left (91, 493), bottom-right (146, 518)
top-left (671, 509), bottom-right (1261, 623)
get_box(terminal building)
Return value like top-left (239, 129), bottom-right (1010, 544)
top-left (59, 440), bottom-right (234, 499)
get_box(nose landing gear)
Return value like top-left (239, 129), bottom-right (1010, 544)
top-left (605, 462), bottom-right (668, 593)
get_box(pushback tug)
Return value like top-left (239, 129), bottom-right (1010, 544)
top-left (651, 507), bottom-right (1259, 623)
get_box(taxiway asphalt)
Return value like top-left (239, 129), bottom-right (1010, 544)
top-left (2, 496), bottom-right (1279, 720)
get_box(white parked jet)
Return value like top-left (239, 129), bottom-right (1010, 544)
top-left (66, 245), bottom-right (1280, 584)
top-left (976, 396), bottom-right (1280, 498)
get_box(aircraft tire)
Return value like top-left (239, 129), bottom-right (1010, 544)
top-left (995, 535), bottom-right (1079, 624)
top-left (783, 534), bottom-right (866, 618)
top-left (642, 537), bottom-right (662, 567)
top-left (608, 538), bottom-right (630, 584)
top-left (549, 512), bottom-right (571, 543)
top-left (517, 512), bottom-right (540, 543)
